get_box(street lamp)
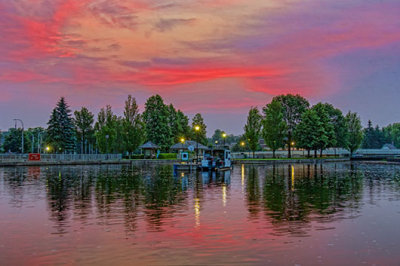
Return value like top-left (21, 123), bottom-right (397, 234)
top-left (13, 119), bottom-right (24, 154)
top-left (180, 137), bottom-right (185, 144)
top-left (222, 132), bottom-right (227, 146)
top-left (194, 125), bottom-right (200, 163)
top-left (46, 146), bottom-right (51, 153)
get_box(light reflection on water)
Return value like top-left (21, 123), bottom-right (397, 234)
top-left (1, 163), bottom-right (400, 265)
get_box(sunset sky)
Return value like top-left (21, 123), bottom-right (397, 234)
top-left (1, 0), bottom-right (400, 135)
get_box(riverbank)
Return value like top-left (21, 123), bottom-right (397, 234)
top-left (232, 157), bottom-right (350, 165)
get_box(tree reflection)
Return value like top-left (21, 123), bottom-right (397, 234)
top-left (260, 163), bottom-right (364, 236)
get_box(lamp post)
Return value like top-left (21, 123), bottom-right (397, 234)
top-left (194, 125), bottom-right (200, 163)
top-left (13, 119), bottom-right (24, 154)
top-left (291, 142), bottom-right (295, 157)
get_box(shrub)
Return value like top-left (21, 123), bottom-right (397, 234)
top-left (158, 153), bottom-right (178, 159)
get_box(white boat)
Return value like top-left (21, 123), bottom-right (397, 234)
top-left (201, 147), bottom-right (231, 171)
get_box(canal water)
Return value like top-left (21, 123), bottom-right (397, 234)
top-left (1, 163), bottom-right (400, 265)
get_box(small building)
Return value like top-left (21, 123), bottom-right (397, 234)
top-left (139, 141), bottom-right (160, 159)
top-left (170, 140), bottom-right (209, 160)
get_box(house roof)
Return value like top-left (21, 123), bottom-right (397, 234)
top-left (139, 141), bottom-right (160, 149)
top-left (170, 140), bottom-right (209, 150)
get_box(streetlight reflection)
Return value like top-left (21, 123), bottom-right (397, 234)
top-left (194, 198), bottom-right (200, 228)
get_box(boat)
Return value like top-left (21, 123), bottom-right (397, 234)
top-left (201, 147), bottom-right (232, 171)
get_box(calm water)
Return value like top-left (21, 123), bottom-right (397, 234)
top-left (1, 163), bottom-right (400, 265)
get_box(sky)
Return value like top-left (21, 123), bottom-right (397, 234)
top-left (1, 0), bottom-right (400, 136)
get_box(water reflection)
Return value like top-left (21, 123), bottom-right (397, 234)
top-left (1, 163), bottom-right (400, 241)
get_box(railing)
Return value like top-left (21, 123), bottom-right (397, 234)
top-left (0, 154), bottom-right (122, 162)
top-left (232, 148), bottom-right (400, 159)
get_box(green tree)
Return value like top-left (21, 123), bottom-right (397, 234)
top-left (383, 123), bottom-right (400, 148)
top-left (323, 104), bottom-right (348, 150)
top-left (74, 107), bottom-right (95, 154)
top-left (94, 105), bottom-right (121, 153)
top-left (191, 113), bottom-right (207, 145)
top-left (167, 104), bottom-right (190, 143)
top-left (123, 95), bottom-right (145, 156)
top-left (295, 109), bottom-right (321, 157)
top-left (25, 127), bottom-right (46, 153)
top-left (262, 100), bottom-right (286, 158)
top-left (273, 94), bottom-right (310, 158)
top-left (345, 112), bottom-right (363, 156)
top-left (143, 95), bottom-right (173, 151)
top-left (312, 103), bottom-right (335, 157)
top-left (244, 107), bottom-right (262, 158)
top-left (46, 97), bottom-right (76, 153)
top-left (3, 128), bottom-right (30, 153)
top-left (362, 120), bottom-right (385, 149)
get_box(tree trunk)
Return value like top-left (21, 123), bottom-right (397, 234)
top-left (320, 149), bottom-right (323, 158)
top-left (252, 150), bottom-right (255, 159)
top-left (272, 149), bottom-right (276, 158)
top-left (314, 150), bottom-right (317, 158)
top-left (307, 149), bottom-right (311, 158)
top-left (288, 134), bottom-right (292, 158)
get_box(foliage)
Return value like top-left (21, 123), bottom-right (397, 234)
top-left (262, 100), bottom-right (286, 158)
top-left (311, 103), bottom-right (335, 154)
top-left (167, 104), bottom-right (191, 144)
top-left (25, 127), bottom-right (46, 153)
top-left (383, 123), bottom-right (400, 148)
top-left (295, 109), bottom-right (321, 157)
top-left (345, 112), bottom-right (363, 155)
top-left (143, 95), bottom-right (173, 151)
top-left (123, 95), bottom-right (145, 155)
top-left (322, 103), bottom-right (348, 149)
top-left (273, 94), bottom-right (310, 158)
top-left (244, 107), bottom-right (262, 157)
top-left (74, 107), bottom-right (95, 154)
top-left (3, 128), bottom-right (30, 153)
top-left (362, 120), bottom-right (386, 149)
top-left (157, 153), bottom-right (178, 159)
top-left (94, 105), bottom-right (122, 153)
top-left (191, 113), bottom-right (208, 145)
top-left (46, 97), bottom-right (76, 153)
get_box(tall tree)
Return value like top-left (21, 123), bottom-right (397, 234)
top-left (244, 107), bottom-right (262, 158)
top-left (191, 113), bottom-right (207, 145)
top-left (47, 97), bottom-right (75, 153)
top-left (123, 95), bottom-right (145, 156)
top-left (94, 105), bottom-right (120, 153)
top-left (262, 100), bottom-right (286, 158)
top-left (74, 107), bottom-right (95, 154)
top-left (167, 104), bottom-right (190, 143)
top-left (362, 120), bottom-right (385, 149)
top-left (345, 112), bottom-right (363, 156)
top-left (323, 104), bottom-right (348, 150)
top-left (273, 94), bottom-right (310, 158)
top-left (295, 109), bottom-right (321, 158)
top-left (312, 103), bottom-right (335, 157)
top-left (143, 95), bottom-right (172, 151)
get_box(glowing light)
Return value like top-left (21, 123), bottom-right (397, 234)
top-left (291, 165), bottom-right (295, 192)
top-left (241, 164), bottom-right (245, 192)
top-left (222, 133), bottom-right (227, 138)
top-left (240, 141), bottom-right (245, 146)
top-left (180, 137), bottom-right (185, 143)
top-left (194, 198), bottom-right (200, 228)
top-left (194, 125), bottom-right (200, 131)
top-left (222, 184), bottom-right (227, 207)
top-left (46, 146), bottom-right (50, 151)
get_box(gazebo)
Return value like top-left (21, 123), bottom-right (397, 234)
top-left (139, 141), bottom-right (160, 159)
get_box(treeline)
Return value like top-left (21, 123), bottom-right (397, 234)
top-left (242, 94), bottom-right (363, 158)
top-left (1, 95), bottom-right (208, 155)
top-left (361, 120), bottom-right (400, 149)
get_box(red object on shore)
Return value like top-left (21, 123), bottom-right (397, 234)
top-left (28, 153), bottom-right (41, 161)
